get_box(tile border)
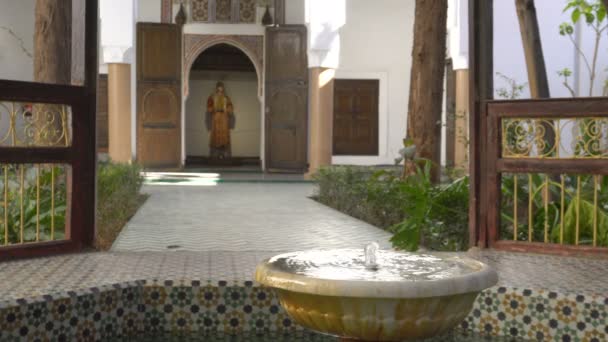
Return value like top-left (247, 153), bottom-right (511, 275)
top-left (1, 281), bottom-right (607, 341)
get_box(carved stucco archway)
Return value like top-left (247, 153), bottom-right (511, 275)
top-left (183, 34), bottom-right (264, 98)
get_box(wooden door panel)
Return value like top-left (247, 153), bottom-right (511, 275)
top-left (265, 26), bottom-right (308, 172)
top-left (266, 87), bottom-right (307, 169)
top-left (271, 130), bottom-right (297, 162)
top-left (267, 31), bottom-right (307, 81)
top-left (140, 84), bottom-right (179, 127)
top-left (333, 79), bottom-right (379, 156)
top-left (138, 24), bottom-right (181, 81)
top-left (138, 129), bottom-right (180, 167)
top-left (137, 23), bottom-right (181, 168)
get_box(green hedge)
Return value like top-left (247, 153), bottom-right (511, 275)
top-left (95, 161), bottom-right (145, 250)
top-left (313, 166), bottom-right (406, 229)
top-left (313, 165), bottom-right (469, 251)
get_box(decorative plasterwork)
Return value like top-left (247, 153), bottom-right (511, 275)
top-left (191, 0), bottom-right (210, 22)
top-left (183, 34), bottom-right (264, 97)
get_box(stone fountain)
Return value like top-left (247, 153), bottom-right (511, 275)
top-left (255, 243), bottom-right (498, 341)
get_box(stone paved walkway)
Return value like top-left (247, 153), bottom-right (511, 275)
top-left (111, 183), bottom-right (392, 252)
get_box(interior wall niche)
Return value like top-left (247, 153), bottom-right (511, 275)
top-left (183, 34), bottom-right (263, 98)
top-left (185, 42), bottom-right (261, 160)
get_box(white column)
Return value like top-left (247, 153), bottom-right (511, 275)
top-left (304, 0), bottom-right (345, 177)
top-left (447, 0), bottom-right (469, 170)
top-left (447, 0), bottom-right (469, 70)
top-left (100, 0), bottom-right (137, 161)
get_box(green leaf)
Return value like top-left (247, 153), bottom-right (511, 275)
top-left (559, 22), bottom-right (574, 35)
top-left (572, 8), bottom-right (582, 22)
top-left (552, 197), bottom-right (608, 246)
top-left (597, 5), bottom-right (606, 22)
top-left (389, 220), bottom-right (420, 251)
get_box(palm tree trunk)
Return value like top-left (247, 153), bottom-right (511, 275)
top-left (406, 0), bottom-right (448, 182)
top-left (34, 0), bottom-right (72, 146)
top-left (515, 0), bottom-right (556, 162)
top-left (515, 0), bottom-right (550, 98)
top-left (34, 0), bottom-right (72, 84)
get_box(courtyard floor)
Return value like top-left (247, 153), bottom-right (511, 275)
top-left (2, 175), bottom-right (608, 340)
top-left (2, 174), bottom-right (607, 301)
top-left (111, 181), bottom-right (392, 252)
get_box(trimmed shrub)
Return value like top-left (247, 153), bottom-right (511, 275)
top-left (313, 165), bottom-right (469, 252)
top-left (95, 161), bottom-right (145, 250)
top-left (313, 166), bottom-right (405, 229)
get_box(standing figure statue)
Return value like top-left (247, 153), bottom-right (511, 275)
top-left (205, 82), bottom-right (235, 159)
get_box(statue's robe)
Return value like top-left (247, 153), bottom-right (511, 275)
top-left (206, 93), bottom-right (234, 151)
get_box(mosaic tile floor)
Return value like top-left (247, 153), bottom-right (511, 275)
top-left (1, 250), bottom-right (607, 341)
top-left (1, 249), bottom-right (607, 303)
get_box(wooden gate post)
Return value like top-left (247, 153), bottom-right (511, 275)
top-left (468, 0), bottom-right (494, 248)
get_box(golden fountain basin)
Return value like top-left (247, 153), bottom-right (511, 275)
top-left (255, 250), bottom-right (498, 341)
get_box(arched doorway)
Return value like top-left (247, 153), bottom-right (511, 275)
top-left (184, 43), bottom-right (262, 168)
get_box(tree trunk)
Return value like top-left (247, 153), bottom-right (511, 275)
top-left (515, 0), bottom-right (556, 160)
top-left (34, 0), bottom-right (72, 146)
top-left (515, 0), bottom-right (556, 206)
top-left (515, 0), bottom-right (550, 98)
top-left (406, 0), bottom-right (448, 182)
top-left (34, 0), bottom-right (72, 84)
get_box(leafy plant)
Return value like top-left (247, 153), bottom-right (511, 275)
top-left (554, 196), bottom-right (608, 245)
top-left (388, 162), bottom-right (469, 251)
top-left (495, 72), bottom-right (528, 99)
top-left (500, 173), bottom-right (608, 247)
top-left (557, 68), bottom-right (577, 97)
top-left (0, 165), bottom-right (67, 244)
top-left (559, 0), bottom-right (608, 97)
top-left (0, 161), bottom-right (144, 249)
top-left (551, 175), bottom-right (608, 245)
top-left (313, 163), bottom-right (470, 252)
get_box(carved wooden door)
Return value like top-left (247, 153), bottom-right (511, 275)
top-left (265, 25), bottom-right (308, 172)
top-left (136, 23), bottom-right (182, 168)
top-left (333, 79), bottom-right (379, 155)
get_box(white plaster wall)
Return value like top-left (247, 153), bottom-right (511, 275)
top-left (183, 24), bottom-right (264, 36)
top-left (330, 0), bottom-right (415, 165)
top-left (138, 0), bottom-right (162, 22)
top-left (285, 0), bottom-right (415, 165)
top-left (494, 0), bottom-right (608, 98)
top-left (285, 0), bottom-right (305, 24)
top-left (186, 73), bottom-right (261, 157)
top-left (0, 0), bottom-right (35, 82)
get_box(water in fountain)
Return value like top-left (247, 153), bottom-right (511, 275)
top-left (267, 247), bottom-right (478, 282)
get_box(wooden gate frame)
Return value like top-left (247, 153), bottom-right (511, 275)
top-left (0, 1), bottom-right (98, 260)
top-left (468, 0), bottom-right (494, 248)
top-left (469, 0), bottom-right (608, 256)
top-left (483, 98), bottom-right (608, 256)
